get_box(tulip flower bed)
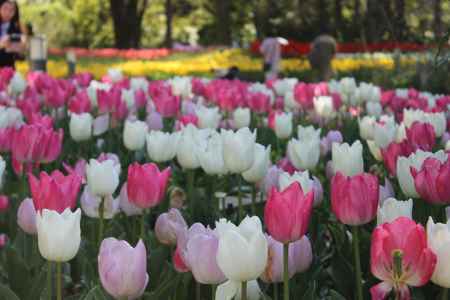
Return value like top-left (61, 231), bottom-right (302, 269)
top-left (1, 66), bottom-right (450, 300)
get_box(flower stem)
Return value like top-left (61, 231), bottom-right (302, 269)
top-left (140, 210), bottom-right (146, 240)
top-left (47, 261), bottom-right (52, 300)
top-left (274, 283), bottom-right (278, 300)
top-left (237, 175), bottom-right (243, 221)
top-left (56, 262), bottom-right (62, 300)
top-left (98, 198), bottom-right (105, 247)
top-left (212, 284), bottom-right (216, 300)
top-left (352, 226), bottom-right (364, 300)
top-left (196, 281), bottom-right (201, 300)
top-left (241, 281), bottom-right (247, 300)
top-left (283, 243), bottom-right (289, 300)
top-left (251, 184), bottom-right (257, 215)
top-left (442, 288), bottom-right (448, 300)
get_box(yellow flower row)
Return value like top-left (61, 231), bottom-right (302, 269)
top-left (16, 49), bottom-right (419, 79)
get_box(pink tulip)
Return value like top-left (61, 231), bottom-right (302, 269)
top-left (0, 127), bottom-right (13, 152)
top-left (134, 89), bottom-right (147, 109)
top-left (277, 157), bottom-right (298, 175)
top-left (248, 92), bottom-right (271, 113)
top-left (411, 157), bottom-right (450, 205)
top-left (370, 217), bottom-right (436, 300)
top-left (260, 235), bottom-right (312, 283)
top-left (265, 182), bottom-right (314, 244)
top-left (11, 124), bottom-right (63, 164)
top-left (29, 170), bottom-right (82, 213)
top-left (98, 238), bottom-right (149, 299)
top-left (43, 84), bottom-right (67, 108)
top-left (153, 94), bottom-right (180, 118)
top-left (17, 198), bottom-right (37, 234)
top-left (0, 195), bottom-right (8, 212)
top-left (406, 121), bottom-right (436, 152)
top-left (72, 72), bottom-right (92, 87)
top-left (331, 171), bottom-right (379, 225)
top-left (176, 114), bottom-right (198, 130)
top-left (173, 245), bottom-right (190, 273)
top-left (69, 91), bottom-right (92, 114)
top-left (381, 140), bottom-right (414, 176)
top-left (127, 163), bottom-right (171, 209)
top-left (155, 208), bottom-right (187, 246)
top-left (184, 223), bottom-right (226, 284)
top-left (294, 83), bottom-right (314, 109)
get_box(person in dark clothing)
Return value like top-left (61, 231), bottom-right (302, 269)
top-left (0, 0), bottom-right (25, 68)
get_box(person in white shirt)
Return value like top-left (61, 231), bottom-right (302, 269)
top-left (259, 36), bottom-right (288, 81)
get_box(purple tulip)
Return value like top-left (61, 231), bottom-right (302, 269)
top-left (155, 208), bottom-right (187, 246)
top-left (118, 182), bottom-right (143, 216)
top-left (379, 177), bottom-right (395, 205)
top-left (260, 235), bottom-right (312, 283)
top-left (262, 165), bottom-right (283, 194)
top-left (146, 111), bottom-right (163, 131)
top-left (184, 223), bottom-right (226, 284)
top-left (17, 198), bottom-right (37, 234)
top-left (98, 238), bottom-right (149, 299)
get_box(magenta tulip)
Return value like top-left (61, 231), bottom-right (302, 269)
top-left (0, 195), bottom-right (8, 212)
top-left (264, 182), bottom-right (314, 244)
top-left (331, 171), bottom-right (379, 225)
top-left (406, 121), bottom-right (436, 152)
top-left (127, 163), bottom-right (171, 209)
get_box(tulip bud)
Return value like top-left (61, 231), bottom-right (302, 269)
top-left (242, 144), bottom-right (271, 183)
top-left (377, 198), bottom-right (413, 225)
top-left (99, 238), bottom-right (149, 299)
top-left (222, 127), bottom-right (257, 174)
top-left (427, 217), bottom-right (450, 288)
top-left (36, 208), bottom-right (81, 262)
top-left (123, 119), bottom-right (148, 151)
top-left (146, 131), bottom-right (180, 163)
top-left (155, 208), bottom-right (187, 246)
top-left (265, 182), bottom-right (313, 243)
top-left (272, 112), bottom-right (293, 139)
top-left (196, 105), bottom-right (221, 129)
top-left (17, 198), bottom-right (37, 234)
top-left (86, 158), bottom-right (120, 197)
top-left (233, 108), bottom-right (251, 129)
top-left (331, 172), bottom-right (378, 225)
top-left (332, 140), bottom-right (364, 177)
top-left (69, 112), bottom-right (93, 142)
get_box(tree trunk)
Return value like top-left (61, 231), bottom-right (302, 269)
top-left (334, 0), bottom-right (343, 39)
top-left (394, 0), bottom-right (407, 40)
top-left (213, 0), bottom-right (232, 45)
top-left (164, 0), bottom-right (173, 48)
top-left (433, 0), bottom-right (443, 38)
top-left (109, 0), bottom-right (149, 49)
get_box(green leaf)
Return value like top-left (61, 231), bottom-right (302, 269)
top-left (83, 286), bottom-right (108, 300)
top-left (5, 246), bottom-right (31, 299)
top-left (0, 283), bottom-right (20, 300)
top-left (25, 265), bottom-right (48, 300)
top-left (302, 280), bottom-right (317, 300)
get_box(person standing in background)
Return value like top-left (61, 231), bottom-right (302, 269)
top-left (0, 0), bottom-right (26, 69)
top-left (259, 36), bottom-right (288, 81)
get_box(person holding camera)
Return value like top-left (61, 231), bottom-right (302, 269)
top-left (0, 0), bottom-right (25, 68)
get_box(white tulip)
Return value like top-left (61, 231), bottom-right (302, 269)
top-left (121, 89), bottom-right (135, 109)
top-left (69, 113), bottom-right (93, 142)
top-left (0, 155), bottom-right (5, 189)
top-left (196, 105), bottom-right (221, 129)
top-left (367, 140), bottom-right (383, 161)
top-left (273, 78), bottom-right (297, 97)
top-left (222, 127), bottom-right (256, 174)
top-left (359, 82), bottom-right (381, 103)
top-left (0, 107), bottom-right (23, 129)
top-left (233, 108), bottom-right (251, 129)
top-left (196, 131), bottom-right (228, 175)
top-left (242, 144), bottom-right (271, 183)
top-left (215, 216), bottom-right (268, 300)
top-left (107, 68), bottom-right (124, 83)
top-left (80, 186), bottom-right (120, 219)
top-left (86, 159), bottom-right (120, 197)
top-left (87, 81), bottom-right (111, 107)
top-left (396, 122), bottom-right (407, 142)
top-left (168, 76), bottom-right (192, 99)
top-left (177, 125), bottom-right (208, 169)
top-left (358, 116), bottom-right (376, 140)
top-left (376, 198), bottom-right (413, 225)
top-left (278, 170), bottom-right (323, 206)
top-left (427, 217), bottom-right (450, 288)
top-left (130, 77), bottom-right (149, 92)
top-left (123, 119), bottom-right (148, 151)
top-left (274, 112), bottom-right (293, 139)
top-left (8, 72), bottom-right (26, 96)
top-left (373, 119), bottom-right (397, 149)
top-left (313, 96), bottom-right (334, 119)
top-left (425, 112), bottom-right (446, 137)
top-left (366, 101), bottom-right (382, 117)
top-left (297, 125), bottom-right (321, 141)
top-left (147, 131), bottom-right (180, 163)
top-left (284, 91), bottom-right (299, 111)
top-left (332, 140), bottom-right (364, 176)
top-left (36, 208), bottom-right (81, 262)
top-left (396, 150), bottom-right (448, 198)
